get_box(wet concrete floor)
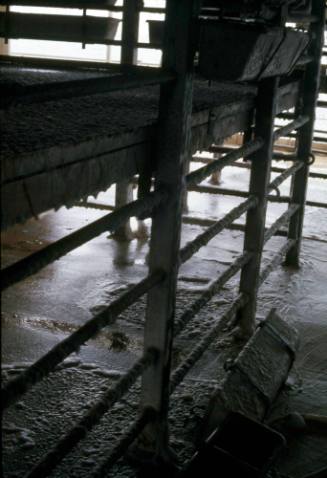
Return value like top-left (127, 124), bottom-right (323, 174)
top-left (1, 161), bottom-right (327, 477)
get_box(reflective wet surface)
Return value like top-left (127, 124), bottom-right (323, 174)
top-left (1, 160), bottom-right (327, 477)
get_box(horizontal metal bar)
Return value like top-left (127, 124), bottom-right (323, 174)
top-left (184, 218), bottom-right (327, 242)
top-left (170, 293), bottom-right (248, 393)
top-left (182, 215), bottom-right (220, 228)
top-left (1, 270), bottom-right (164, 410)
top-left (188, 184), bottom-right (248, 197)
top-left (136, 41), bottom-right (163, 49)
top-left (262, 195), bottom-right (290, 203)
top-left (249, 152), bottom-right (299, 163)
top-left (186, 139), bottom-right (264, 186)
top-left (141, 7), bottom-right (166, 13)
top-left (285, 131), bottom-right (327, 142)
top-left (174, 252), bottom-right (252, 337)
top-left (208, 145), bottom-right (298, 162)
top-left (189, 185), bottom-right (289, 200)
top-left (274, 115), bottom-right (310, 140)
top-left (92, 407), bottom-right (156, 477)
top-left (268, 195), bottom-right (327, 208)
top-left (276, 112), bottom-right (296, 120)
top-left (76, 186), bottom-right (327, 221)
top-left (272, 152), bottom-right (298, 161)
top-left (259, 239), bottom-right (296, 286)
top-left (2, 68), bottom-right (175, 108)
top-left (311, 135), bottom-right (327, 143)
top-left (0, 190), bottom-right (166, 291)
top-left (306, 199), bottom-right (327, 208)
top-left (85, 39), bottom-right (163, 49)
top-left (25, 348), bottom-right (158, 478)
top-left (208, 145), bottom-right (239, 154)
top-left (274, 141), bottom-right (326, 155)
top-left (195, 155), bottom-right (273, 169)
top-left (180, 197), bottom-right (258, 264)
top-left (190, 186), bottom-right (327, 209)
top-left (312, 128), bottom-right (327, 135)
top-left (192, 155), bottom-right (221, 164)
top-left (263, 204), bottom-right (299, 244)
top-left (229, 222), bottom-right (287, 238)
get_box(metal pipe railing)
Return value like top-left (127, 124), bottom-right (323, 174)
top-left (89, 236), bottom-right (299, 475)
top-left (180, 197), bottom-right (258, 264)
top-left (220, 158), bottom-right (327, 180)
top-left (263, 205), bottom-right (299, 244)
top-left (186, 139), bottom-right (264, 186)
top-left (174, 252), bottom-right (253, 337)
top-left (1, 190), bottom-right (167, 291)
top-left (189, 162), bottom-right (304, 199)
top-left (1, 4), bottom-right (324, 476)
top-left (1, 270), bottom-right (165, 410)
top-left (25, 348), bottom-right (158, 478)
top-left (268, 162), bottom-right (304, 191)
top-left (170, 293), bottom-right (248, 393)
top-left (170, 236), bottom-right (298, 395)
top-left (273, 115), bottom-right (309, 140)
top-left (188, 186), bottom-right (327, 209)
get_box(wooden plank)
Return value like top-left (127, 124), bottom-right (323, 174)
top-left (237, 77), bottom-right (279, 337)
top-left (138, 0), bottom-right (200, 459)
top-left (0, 12), bottom-right (119, 43)
top-left (285, 0), bottom-right (326, 266)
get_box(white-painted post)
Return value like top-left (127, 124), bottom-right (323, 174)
top-left (114, 0), bottom-right (140, 240)
top-left (138, 0), bottom-right (200, 460)
top-left (285, 0), bottom-right (325, 266)
top-left (237, 77), bottom-right (279, 337)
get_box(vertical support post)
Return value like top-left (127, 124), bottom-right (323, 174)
top-left (113, 180), bottom-right (135, 240)
top-left (285, 0), bottom-right (325, 266)
top-left (114, 0), bottom-right (140, 240)
top-left (138, 0), bottom-right (198, 460)
top-left (121, 0), bottom-right (139, 65)
top-left (237, 78), bottom-right (279, 337)
top-left (1, 4), bottom-right (10, 50)
top-left (243, 117), bottom-right (254, 148)
top-left (209, 152), bottom-right (222, 185)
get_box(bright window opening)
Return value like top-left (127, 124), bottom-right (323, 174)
top-left (7, 1), bottom-right (165, 66)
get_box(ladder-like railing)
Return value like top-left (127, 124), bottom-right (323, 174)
top-left (1, 1), bottom-right (325, 476)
